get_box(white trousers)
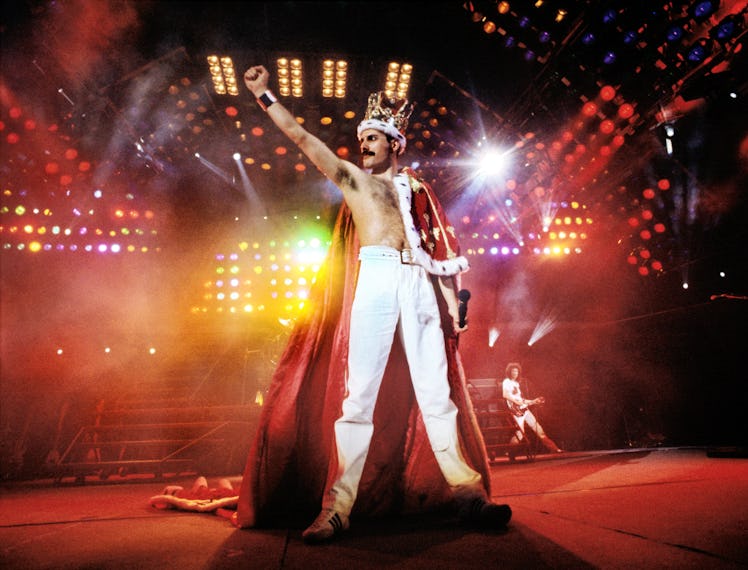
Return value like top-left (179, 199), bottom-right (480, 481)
top-left (326, 246), bottom-right (483, 516)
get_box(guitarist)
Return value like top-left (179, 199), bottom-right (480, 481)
top-left (501, 362), bottom-right (562, 454)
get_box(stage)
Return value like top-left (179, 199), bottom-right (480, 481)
top-left (2, 447), bottom-right (746, 569)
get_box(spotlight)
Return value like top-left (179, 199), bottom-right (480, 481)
top-left (666, 24), bottom-right (685, 43)
top-left (581, 32), bottom-right (596, 45)
top-left (690, 0), bottom-right (720, 21)
top-left (710, 14), bottom-right (743, 44)
top-left (603, 51), bottom-right (617, 65)
top-left (686, 39), bottom-right (711, 62)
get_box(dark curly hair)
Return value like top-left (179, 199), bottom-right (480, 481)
top-left (505, 362), bottom-right (522, 377)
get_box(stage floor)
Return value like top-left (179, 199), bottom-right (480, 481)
top-left (1, 447), bottom-right (746, 569)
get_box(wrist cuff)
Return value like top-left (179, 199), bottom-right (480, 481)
top-left (256, 90), bottom-right (277, 111)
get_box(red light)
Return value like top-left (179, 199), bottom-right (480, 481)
top-left (274, 146), bottom-right (287, 156)
top-left (45, 162), bottom-right (60, 175)
top-left (628, 217), bottom-right (640, 227)
top-left (7, 133), bottom-right (20, 144)
top-left (640, 230), bottom-right (652, 240)
top-left (654, 223), bottom-right (666, 233)
top-left (651, 260), bottom-right (663, 271)
top-left (638, 266), bottom-right (650, 276)
top-left (640, 249), bottom-right (651, 259)
top-left (65, 148), bottom-right (78, 160)
top-left (641, 210), bottom-right (653, 220)
top-left (627, 255), bottom-right (638, 265)
top-left (60, 174), bottom-right (72, 186)
top-left (294, 163), bottom-right (306, 172)
top-left (600, 85), bottom-right (616, 101)
top-left (9, 107), bottom-right (22, 119)
top-left (599, 145), bottom-right (612, 156)
top-left (562, 130), bottom-right (574, 142)
top-left (600, 119), bottom-right (615, 134)
top-left (225, 106), bottom-right (238, 117)
top-left (612, 134), bottom-right (625, 147)
top-left (336, 146), bottom-right (350, 158)
top-left (643, 188), bottom-right (655, 199)
top-left (251, 127), bottom-right (264, 136)
top-left (78, 161), bottom-right (91, 172)
top-left (657, 179), bottom-right (670, 190)
top-left (582, 102), bottom-right (598, 117)
top-left (618, 103), bottom-right (634, 119)
top-left (24, 119), bottom-right (36, 131)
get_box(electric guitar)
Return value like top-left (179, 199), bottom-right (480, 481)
top-left (506, 396), bottom-right (545, 417)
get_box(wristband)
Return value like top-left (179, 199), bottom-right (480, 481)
top-left (256, 90), bottom-right (277, 111)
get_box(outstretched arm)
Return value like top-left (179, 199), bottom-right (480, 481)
top-left (244, 65), bottom-right (350, 184)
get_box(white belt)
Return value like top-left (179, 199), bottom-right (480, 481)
top-left (358, 246), bottom-right (414, 264)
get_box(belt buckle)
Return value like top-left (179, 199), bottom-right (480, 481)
top-left (400, 249), bottom-right (413, 264)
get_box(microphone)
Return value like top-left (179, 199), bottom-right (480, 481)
top-left (458, 289), bottom-right (471, 328)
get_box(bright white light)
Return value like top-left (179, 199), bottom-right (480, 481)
top-left (233, 152), bottom-right (241, 160)
top-left (477, 148), bottom-right (510, 178)
top-left (682, 282), bottom-right (689, 289)
top-left (528, 307), bottom-right (560, 346)
top-left (488, 327), bottom-right (500, 347)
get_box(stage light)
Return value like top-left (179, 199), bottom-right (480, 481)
top-left (618, 103), bottom-right (635, 119)
top-left (477, 147), bottom-right (510, 177)
top-left (488, 327), bottom-right (500, 347)
top-left (711, 14), bottom-right (741, 43)
top-left (384, 62), bottom-right (412, 99)
top-left (666, 25), bottom-right (685, 43)
top-left (498, 2), bottom-right (510, 15)
top-left (603, 51), bottom-right (617, 65)
top-left (581, 32), bottom-right (596, 45)
top-left (686, 39), bottom-right (711, 62)
top-left (623, 30), bottom-right (638, 45)
top-left (602, 9), bottom-right (617, 24)
top-left (322, 59), bottom-right (347, 98)
top-left (207, 55), bottom-right (239, 96)
top-left (582, 101), bottom-right (598, 116)
top-left (690, 0), bottom-right (720, 21)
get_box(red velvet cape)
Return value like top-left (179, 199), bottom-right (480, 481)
top-left (233, 202), bottom-right (491, 529)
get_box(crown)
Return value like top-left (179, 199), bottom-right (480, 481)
top-left (357, 91), bottom-right (415, 155)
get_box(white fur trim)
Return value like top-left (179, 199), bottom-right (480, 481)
top-left (394, 174), bottom-right (469, 276)
top-left (357, 119), bottom-right (407, 154)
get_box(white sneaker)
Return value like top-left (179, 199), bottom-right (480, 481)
top-left (302, 508), bottom-right (350, 544)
